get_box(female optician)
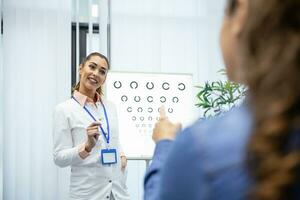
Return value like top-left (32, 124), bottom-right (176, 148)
top-left (53, 52), bottom-right (130, 200)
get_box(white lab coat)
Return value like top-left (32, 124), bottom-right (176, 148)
top-left (53, 97), bottom-right (130, 200)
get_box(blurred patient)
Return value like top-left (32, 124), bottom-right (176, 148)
top-left (144, 0), bottom-right (300, 199)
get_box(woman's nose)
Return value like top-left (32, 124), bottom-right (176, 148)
top-left (92, 70), bottom-right (99, 76)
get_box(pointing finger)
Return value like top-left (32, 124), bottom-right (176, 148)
top-left (159, 105), bottom-right (167, 120)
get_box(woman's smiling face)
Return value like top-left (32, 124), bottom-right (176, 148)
top-left (79, 55), bottom-right (109, 92)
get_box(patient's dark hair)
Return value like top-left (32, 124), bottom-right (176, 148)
top-left (227, 0), bottom-right (300, 199)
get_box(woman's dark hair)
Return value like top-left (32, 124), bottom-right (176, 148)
top-left (72, 52), bottom-right (110, 95)
top-left (227, 0), bottom-right (300, 199)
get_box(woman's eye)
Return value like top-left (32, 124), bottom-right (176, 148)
top-left (89, 65), bottom-right (96, 70)
top-left (99, 70), bottom-right (106, 75)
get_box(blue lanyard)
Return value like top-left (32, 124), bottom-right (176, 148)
top-left (72, 96), bottom-right (110, 144)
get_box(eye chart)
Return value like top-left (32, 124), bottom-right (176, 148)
top-left (105, 72), bottom-right (196, 158)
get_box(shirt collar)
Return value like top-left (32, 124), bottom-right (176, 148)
top-left (73, 90), bottom-right (101, 107)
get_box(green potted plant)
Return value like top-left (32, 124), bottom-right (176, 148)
top-left (196, 70), bottom-right (247, 118)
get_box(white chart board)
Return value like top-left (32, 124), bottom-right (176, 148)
top-left (105, 71), bottom-right (196, 158)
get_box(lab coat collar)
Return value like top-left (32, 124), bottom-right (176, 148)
top-left (73, 90), bottom-right (101, 107)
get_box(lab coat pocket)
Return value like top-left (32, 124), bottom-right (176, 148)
top-left (70, 168), bottom-right (94, 197)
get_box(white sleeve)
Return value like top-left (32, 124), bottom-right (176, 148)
top-left (52, 104), bottom-right (85, 167)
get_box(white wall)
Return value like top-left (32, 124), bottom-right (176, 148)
top-left (3, 0), bottom-right (71, 199)
top-left (111, 0), bottom-right (226, 83)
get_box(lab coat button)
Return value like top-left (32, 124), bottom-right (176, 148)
top-left (109, 180), bottom-right (112, 183)
top-left (106, 195), bottom-right (109, 199)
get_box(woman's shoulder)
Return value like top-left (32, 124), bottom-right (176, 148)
top-left (193, 104), bottom-right (251, 138)
top-left (54, 98), bottom-right (75, 113)
top-left (179, 104), bottom-right (253, 170)
top-left (160, 105), bottom-right (253, 199)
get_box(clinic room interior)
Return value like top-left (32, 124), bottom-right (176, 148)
top-left (1, 0), bottom-right (299, 200)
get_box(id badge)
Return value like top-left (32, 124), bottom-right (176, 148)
top-left (101, 149), bottom-right (117, 165)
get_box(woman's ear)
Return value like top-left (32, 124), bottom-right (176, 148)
top-left (232, 0), bottom-right (249, 37)
top-left (79, 64), bottom-right (83, 76)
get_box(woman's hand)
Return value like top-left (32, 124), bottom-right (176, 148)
top-left (85, 122), bottom-right (101, 152)
top-left (121, 156), bottom-right (127, 172)
top-left (152, 106), bottom-right (182, 143)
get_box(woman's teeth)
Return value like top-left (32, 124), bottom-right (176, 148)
top-left (88, 78), bottom-right (98, 84)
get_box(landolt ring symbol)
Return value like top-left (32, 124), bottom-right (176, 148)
top-left (148, 107), bottom-right (153, 113)
top-left (146, 82), bottom-right (154, 90)
top-left (160, 96), bottom-right (166, 103)
top-left (134, 96), bottom-right (141, 102)
top-left (137, 107), bottom-right (143, 113)
top-left (172, 97), bottom-right (179, 103)
top-left (147, 96), bottom-right (153, 103)
top-left (130, 81), bottom-right (138, 89)
top-left (121, 95), bottom-right (128, 102)
top-left (127, 107), bottom-right (133, 112)
top-left (162, 82), bottom-right (170, 90)
top-left (178, 83), bottom-right (186, 91)
top-left (113, 81), bottom-right (122, 89)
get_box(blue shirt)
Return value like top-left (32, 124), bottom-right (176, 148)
top-left (144, 104), bottom-right (257, 199)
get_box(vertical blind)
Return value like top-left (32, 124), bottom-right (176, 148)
top-left (3, 0), bottom-right (71, 199)
top-left (0, 0), bottom-right (3, 198)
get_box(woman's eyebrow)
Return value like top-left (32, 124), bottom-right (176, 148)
top-left (89, 61), bottom-right (107, 70)
top-left (89, 62), bottom-right (97, 66)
